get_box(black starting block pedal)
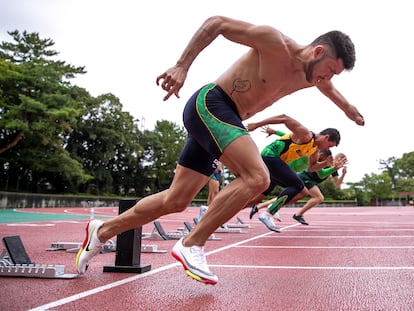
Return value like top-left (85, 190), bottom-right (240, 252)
top-left (2, 236), bottom-right (33, 265)
top-left (152, 221), bottom-right (185, 240)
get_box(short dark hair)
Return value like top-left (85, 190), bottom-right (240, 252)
top-left (319, 128), bottom-right (341, 146)
top-left (311, 31), bottom-right (356, 70)
top-left (320, 149), bottom-right (332, 157)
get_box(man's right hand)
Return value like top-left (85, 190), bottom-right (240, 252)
top-left (156, 66), bottom-right (187, 101)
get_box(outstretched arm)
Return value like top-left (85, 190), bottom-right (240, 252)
top-left (332, 166), bottom-right (347, 188)
top-left (308, 152), bottom-right (334, 172)
top-left (260, 125), bottom-right (286, 137)
top-left (332, 157), bottom-right (348, 187)
top-left (317, 80), bottom-right (365, 126)
top-left (156, 15), bottom-right (278, 101)
top-left (246, 114), bottom-right (312, 143)
top-left (156, 16), bottom-right (225, 100)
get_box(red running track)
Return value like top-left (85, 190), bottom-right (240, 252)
top-left (1, 206), bottom-right (414, 311)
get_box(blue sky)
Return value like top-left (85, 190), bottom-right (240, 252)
top-left (1, 0), bottom-right (412, 183)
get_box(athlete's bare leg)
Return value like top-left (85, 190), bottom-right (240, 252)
top-left (207, 178), bottom-right (220, 206)
top-left (296, 186), bottom-right (323, 216)
top-left (97, 166), bottom-right (210, 243)
top-left (182, 135), bottom-right (270, 247)
top-left (255, 186), bottom-right (309, 211)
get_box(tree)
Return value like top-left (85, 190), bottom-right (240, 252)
top-left (379, 157), bottom-right (397, 191)
top-left (65, 93), bottom-right (144, 195)
top-left (0, 30), bottom-right (86, 154)
top-left (0, 30), bottom-right (92, 192)
top-left (318, 178), bottom-right (347, 200)
top-left (359, 172), bottom-right (393, 206)
top-left (394, 152), bottom-right (414, 179)
top-left (392, 151), bottom-right (414, 194)
top-left (140, 120), bottom-right (186, 192)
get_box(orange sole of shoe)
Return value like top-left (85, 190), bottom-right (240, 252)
top-left (171, 251), bottom-right (217, 285)
top-left (185, 269), bottom-right (217, 285)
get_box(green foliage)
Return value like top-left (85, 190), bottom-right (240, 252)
top-left (140, 120), bottom-right (186, 192)
top-left (349, 172), bottom-right (393, 206)
top-left (65, 93), bottom-right (144, 195)
top-left (318, 178), bottom-right (346, 200)
top-left (0, 30), bottom-right (90, 192)
top-left (395, 152), bottom-right (414, 179)
top-left (0, 30), bottom-right (191, 196)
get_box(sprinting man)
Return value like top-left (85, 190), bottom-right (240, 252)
top-left (207, 159), bottom-right (223, 206)
top-left (76, 15), bottom-right (364, 285)
top-left (246, 115), bottom-right (340, 232)
top-left (251, 150), bottom-right (347, 226)
top-left (292, 151), bottom-right (348, 225)
top-left (197, 159), bottom-right (223, 222)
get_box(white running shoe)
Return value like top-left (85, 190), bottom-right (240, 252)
top-left (196, 205), bottom-right (209, 223)
top-left (267, 204), bottom-right (282, 222)
top-left (171, 237), bottom-right (218, 285)
top-left (273, 211), bottom-right (282, 222)
top-left (75, 219), bottom-right (104, 274)
top-left (258, 211), bottom-right (280, 232)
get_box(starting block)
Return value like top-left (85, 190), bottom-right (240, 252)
top-left (141, 244), bottom-right (167, 253)
top-left (225, 216), bottom-right (252, 229)
top-left (183, 222), bottom-right (221, 241)
top-left (193, 218), bottom-right (247, 234)
top-left (214, 226), bottom-right (246, 234)
top-left (47, 240), bottom-right (167, 254)
top-left (0, 263), bottom-right (77, 279)
top-left (142, 221), bottom-right (187, 240)
top-left (1, 236), bottom-right (77, 279)
top-left (47, 241), bottom-right (115, 253)
top-left (47, 242), bottom-right (82, 253)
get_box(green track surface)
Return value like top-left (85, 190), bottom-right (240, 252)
top-left (0, 209), bottom-right (107, 224)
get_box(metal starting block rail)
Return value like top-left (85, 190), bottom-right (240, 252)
top-left (225, 217), bottom-right (252, 229)
top-left (183, 221), bottom-right (221, 241)
top-left (0, 262), bottom-right (77, 279)
top-left (142, 221), bottom-right (187, 241)
top-left (47, 242), bottom-right (82, 253)
top-left (193, 218), bottom-right (247, 233)
top-left (47, 240), bottom-right (167, 254)
top-left (47, 241), bottom-right (111, 253)
top-left (214, 226), bottom-right (246, 233)
top-left (142, 220), bottom-right (222, 241)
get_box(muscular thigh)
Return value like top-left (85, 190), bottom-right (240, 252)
top-left (308, 185), bottom-right (323, 199)
top-left (220, 134), bottom-right (268, 179)
top-left (262, 156), bottom-right (303, 195)
top-left (168, 165), bottom-right (210, 203)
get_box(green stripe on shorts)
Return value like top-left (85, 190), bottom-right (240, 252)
top-left (196, 83), bottom-right (248, 152)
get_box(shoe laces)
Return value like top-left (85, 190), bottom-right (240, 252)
top-left (189, 245), bottom-right (207, 266)
top-left (262, 211), bottom-right (272, 219)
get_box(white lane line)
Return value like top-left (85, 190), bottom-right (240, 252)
top-left (263, 235), bottom-right (414, 238)
top-left (6, 223), bottom-right (55, 227)
top-left (209, 265), bottom-right (414, 270)
top-left (27, 263), bottom-right (180, 311)
top-left (27, 231), bottom-right (271, 311)
top-left (27, 221), bottom-right (408, 310)
top-left (235, 245), bottom-right (414, 249)
top-left (286, 229), bottom-right (414, 231)
top-left (27, 230), bottom-right (280, 310)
